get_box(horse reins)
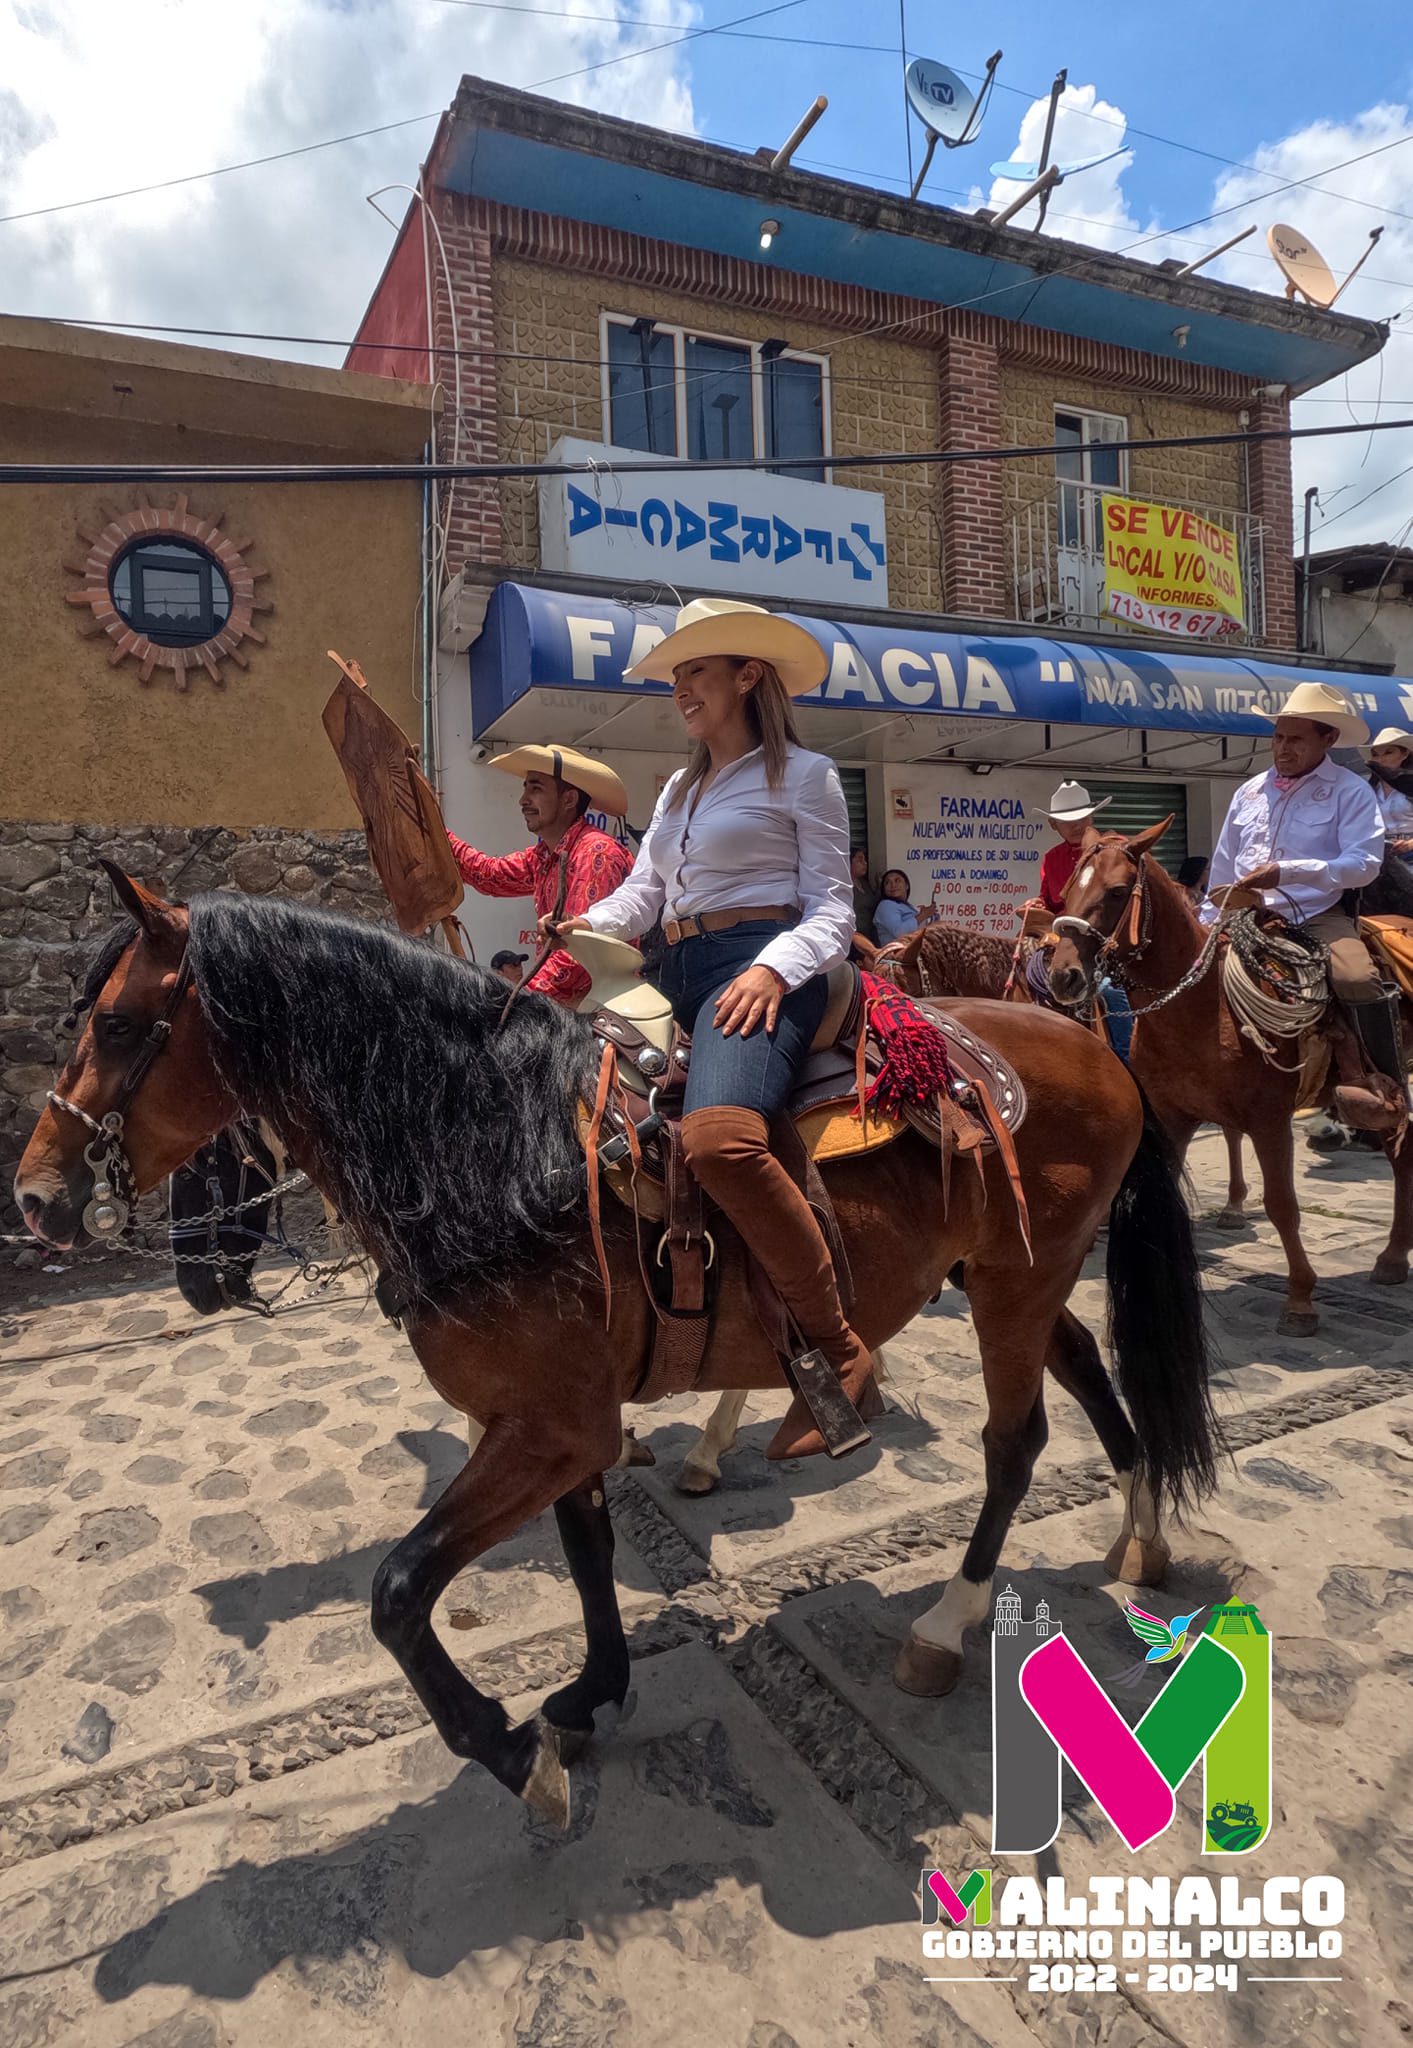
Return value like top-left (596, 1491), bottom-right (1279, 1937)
top-left (46, 947), bottom-right (194, 1239)
top-left (496, 839), bottom-right (572, 1030)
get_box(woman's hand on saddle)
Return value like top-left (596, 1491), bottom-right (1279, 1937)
top-left (538, 913), bottom-right (591, 942)
top-left (713, 964), bottom-right (787, 1039)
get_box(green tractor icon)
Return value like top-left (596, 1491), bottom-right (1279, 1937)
top-left (1206, 1799), bottom-right (1262, 1849)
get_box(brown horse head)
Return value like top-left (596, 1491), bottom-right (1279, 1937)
top-left (1048, 816), bottom-right (1174, 1010)
top-left (13, 863), bottom-right (232, 1249)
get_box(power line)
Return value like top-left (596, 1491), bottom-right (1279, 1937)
top-left (1306, 458), bottom-right (1413, 538)
top-left (5, 410), bottom-right (1412, 488)
top-left (530, 0), bottom-right (810, 88)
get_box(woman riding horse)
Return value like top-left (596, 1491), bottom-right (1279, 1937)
top-left (550, 597), bottom-right (872, 1462)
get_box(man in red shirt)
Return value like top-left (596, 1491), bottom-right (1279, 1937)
top-left (448, 743), bottom-right (633, 1006)
top-left (1037, 781), bottom-right (1112, 914)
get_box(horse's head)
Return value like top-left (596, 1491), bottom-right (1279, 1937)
top-left (14, 863), bottom-right (233, 1250)
top-left (1048, 816), bottom-right (1174, 1009)
top-left (872, 930), bottom-right (926, 995)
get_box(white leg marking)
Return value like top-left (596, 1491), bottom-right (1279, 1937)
top-left (681, 1389), bottom-right (749, 1487)
top-left (1116, 1468), bottom-right (1162, 1546)
top-left (912, 1571), bottom-right (994, 1655)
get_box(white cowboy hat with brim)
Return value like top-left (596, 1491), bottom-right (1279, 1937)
top-left (1046, 781), bottom-right (1112, 823)
top-left (1369, 726), bottom-right (1413, 752)
top-left (623, 597), bottom-right (829, 698)
top-left (487, 743), bottom-right (628, 818)
top-left (1255, 681), bottom-right (1370, 747)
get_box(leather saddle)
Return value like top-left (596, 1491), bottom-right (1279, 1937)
top-left (564, 932), bottom-right (1033, 1432)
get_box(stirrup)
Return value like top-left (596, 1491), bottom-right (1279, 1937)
top-left (782, 1347), bottom-right (873, 1459)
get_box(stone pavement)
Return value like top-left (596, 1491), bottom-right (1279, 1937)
top-left (0, 1128), bottom-right (1409, 2046)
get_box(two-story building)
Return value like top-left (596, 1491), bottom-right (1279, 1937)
top-left (350, 77), bottom-right (1401, 960)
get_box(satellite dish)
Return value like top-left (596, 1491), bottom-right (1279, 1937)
top-left (905, 59), bottom-right (979, 144)
top-left (990, 146), bottom-right (1127, 181)
top-left (1266, 223), bottom-right (1339, 309)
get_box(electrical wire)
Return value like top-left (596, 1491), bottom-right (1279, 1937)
top-left (4, 410), bottom-right (1411, 488)
top-left (530, 0), bottom-right (810, 89)
top-left (1118, 127), bottom-right (1413, 258)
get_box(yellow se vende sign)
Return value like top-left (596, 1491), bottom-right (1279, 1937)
top-left (1101, 493), bottom-right (1246, 640)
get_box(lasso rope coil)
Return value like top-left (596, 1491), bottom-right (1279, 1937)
top-left (1220, 911), bottom-right (1329, 1068)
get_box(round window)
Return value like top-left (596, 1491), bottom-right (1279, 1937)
top-left (110, 538), bottom-right (233, 648)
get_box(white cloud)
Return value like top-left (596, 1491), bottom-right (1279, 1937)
top-left (974, 86), bottom-right (1413, 559)
top-left (0, 0), bottom-right (698, 362)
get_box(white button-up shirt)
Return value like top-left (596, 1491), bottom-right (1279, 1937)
top-left (1204, 755), bottom-right (1384, 923)
top-left (1374, 777), bottom-right (1413, 840)
top-left (581, 744), bottom-right (853, 989)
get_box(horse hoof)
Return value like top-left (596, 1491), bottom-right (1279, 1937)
top-left (674, 1463), bottom-right (719, 1496)
top-left (1277, 1308), bottom-right (1320, 1337)
top-left (1104, 1535), bottom-right (1171, 1587)
top-left (1371, 1256), bottom-right (1409, 1287)
top-left (519, 1718), bottom-right (573, 1829)
top-left (1212, 1208), bottom-right (1247, 1232)
top-left (893, 1634), bottom-right (964, 1697)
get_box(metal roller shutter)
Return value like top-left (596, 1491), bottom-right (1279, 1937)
top-left (839, 766), bottom-right (870, 853)
top-left (1083, 780), bottom-right (1189, 876)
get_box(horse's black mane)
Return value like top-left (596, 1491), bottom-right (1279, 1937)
top-left (1360, 849), bottom-right (1413, 918)
top-left (184, 894), bottom-right (597, 1311)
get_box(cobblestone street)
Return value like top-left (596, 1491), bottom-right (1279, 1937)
top-left (1, 1128), bottom-right (1409, 2048)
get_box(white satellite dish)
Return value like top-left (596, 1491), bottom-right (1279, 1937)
top-left (990, 146), bottom-right (1127, 181)
top-left (1266, 223), bottom-right (1339, 308)
top-left (906, 59), bottom-right (979, 144)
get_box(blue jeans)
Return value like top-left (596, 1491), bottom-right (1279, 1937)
top-left (1100, 976), bottom-right (1134, 1063)
top-left (657, 924), bottom-right (828, 1120)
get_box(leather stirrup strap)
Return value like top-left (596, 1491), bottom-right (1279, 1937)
top-left (968, 1072), bottom-right (1033, 1263)
top-left (584, 1041), bottom-right (617, 1327)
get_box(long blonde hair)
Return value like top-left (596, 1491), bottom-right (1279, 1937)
top-left (668, 658), bottom-right (800, 810)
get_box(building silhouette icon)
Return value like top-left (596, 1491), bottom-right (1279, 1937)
top-left (991, 1584), bottom-right (1064, 1853)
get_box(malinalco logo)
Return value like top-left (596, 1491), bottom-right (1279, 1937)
top-left (989, 1591), bottom-right (1271, 1856)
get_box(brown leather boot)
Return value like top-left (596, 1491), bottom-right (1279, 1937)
top-left (680, 1105), bottom-right (880, 1460)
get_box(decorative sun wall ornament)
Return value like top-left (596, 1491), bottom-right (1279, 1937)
top-left (64, 492), bottom-right (272, 689)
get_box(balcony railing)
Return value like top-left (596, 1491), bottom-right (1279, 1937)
top-left (1009, 480), bottom-right (1268, 645)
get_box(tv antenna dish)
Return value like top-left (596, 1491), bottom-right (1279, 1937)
top-left (989, 146), bottom-right (1126, 181)
top-left (1267, 221), bottom-right (1381, 309)
top-left (904, 50), bottom-right (1001, 199)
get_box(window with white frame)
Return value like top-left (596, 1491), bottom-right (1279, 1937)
top-left (603, 315), bottom-right (829, 482)
top-left (1054, 406), bottom-right (1128, 554)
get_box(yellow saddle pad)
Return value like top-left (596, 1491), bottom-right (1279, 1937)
top-left (1361, 915), bottom-right (1413, 1002)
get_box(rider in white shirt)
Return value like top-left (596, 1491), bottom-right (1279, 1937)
top-left (551, 599), bottom-right (872, 1464)
top-left (1368, 727), bottom-right (1413, 861)
top-left (1205, 682), bottom-right (1403, 1099)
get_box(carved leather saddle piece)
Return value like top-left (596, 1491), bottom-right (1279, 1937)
top-left (580, 966), bottom-right (1030, 1403)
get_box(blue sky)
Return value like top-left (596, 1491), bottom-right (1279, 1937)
top-left (3, 0), bottom-right (1412, 545)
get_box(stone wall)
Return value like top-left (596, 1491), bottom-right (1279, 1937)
top-left (0, 821), bottom-right (387, 1196)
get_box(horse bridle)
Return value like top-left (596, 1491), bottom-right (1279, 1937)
top-left (1051, 853), bottom-right (1154, 1005)
top-left (46, 948), bottom-right (194, 1239)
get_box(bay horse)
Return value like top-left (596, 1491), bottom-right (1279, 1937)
top-left (14, 869), bottom-right (1217, 1826)
top-left (1049, 819), bottom-right (1413, 1334)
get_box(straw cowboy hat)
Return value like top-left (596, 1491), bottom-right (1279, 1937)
top-left (1256, 681), bottom-right (1370, 747)
top-left (1369, 726), bottom-right (1413, 752)
top-left (1046, 781), bottom-right (1112, 823)
top-left (624, 597), bottom-right (829, 698)
top-left (487, 743), bottom-right (628, 818)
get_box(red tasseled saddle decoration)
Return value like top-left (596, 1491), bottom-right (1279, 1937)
top-left (857, 971), bottom-right (956, 1117)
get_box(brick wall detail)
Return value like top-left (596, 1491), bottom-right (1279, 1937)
top-left (1245, 393), bottom-right (1297, 648)
top-left (939, 335), bottom-right (1005, 616)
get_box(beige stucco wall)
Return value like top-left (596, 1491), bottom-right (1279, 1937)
top-left (0, 407), bottom-right (423, 830)
top-left (490, 255), bottom-right (942, 614)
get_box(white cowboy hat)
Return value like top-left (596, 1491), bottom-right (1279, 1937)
top-left (623, 597), bottom-right (829, 698)
top-left (487, 742), bottom-right (628, 818)
top-left (1046, 781), bottom-right (1112, 823)
top-left (1369, 726), bottom-right (1413, 752)
top-left (1255, 681), bottom-right (1370, 747)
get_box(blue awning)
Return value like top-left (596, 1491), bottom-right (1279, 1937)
top-left (469, 582), bottom-right (1413, 745)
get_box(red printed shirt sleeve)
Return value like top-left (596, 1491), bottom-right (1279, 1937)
top-left (562, 832), bottom-right (636, 921)
top-left (1039, 844), bottom-right (1077, 914)
top-left (447, 833), bottom-right (538, 899)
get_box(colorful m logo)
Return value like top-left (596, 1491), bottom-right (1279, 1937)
top-left (992, 1599), bottom-right (1271, 1856)
top-left (922, 1870), bottom-right (992, 1927)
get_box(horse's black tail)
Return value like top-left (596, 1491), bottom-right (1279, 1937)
top-left (1106, 1089), bottom-right (1220, 1514)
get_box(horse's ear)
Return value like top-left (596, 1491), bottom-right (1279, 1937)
top-left (1125, 814), bottom-right (1175, 862)
top-left (98, 861), bottom-right (184, 944)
